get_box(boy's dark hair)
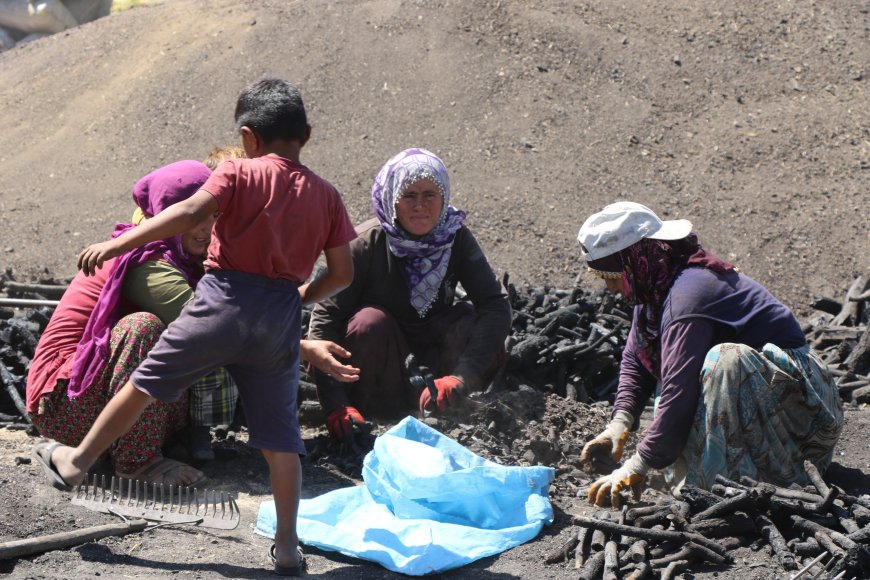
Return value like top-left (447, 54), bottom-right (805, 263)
top-left (234, 78), bottom-right (310, 143)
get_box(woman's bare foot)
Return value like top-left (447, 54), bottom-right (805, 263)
top-left (118, 456), bottom-right (206, 488)
top-left (33, 440), bottom-right (88, 490)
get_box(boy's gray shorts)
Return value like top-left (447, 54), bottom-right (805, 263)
top-left (131, 270), bottom-right (304, 454)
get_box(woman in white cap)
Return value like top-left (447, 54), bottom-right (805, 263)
top-left (576, 201), bottom-right (843, 507)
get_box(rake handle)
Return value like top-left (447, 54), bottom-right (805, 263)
top-left (0, 519), bottom-right (148, 560)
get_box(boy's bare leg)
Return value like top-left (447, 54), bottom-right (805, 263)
top-left (262, 449), bottom-right (302, 568)
top-left (50, 381), bottom-right (155, 486)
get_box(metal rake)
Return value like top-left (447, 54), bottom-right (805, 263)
top-left (71, 474), bottom-right (241, 529)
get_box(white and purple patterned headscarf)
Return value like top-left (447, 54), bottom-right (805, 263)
top-left (372, 148), bottom-right (466, 317)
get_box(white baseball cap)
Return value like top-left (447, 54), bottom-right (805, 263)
top-left (577, 201), bottom-right (693, 261)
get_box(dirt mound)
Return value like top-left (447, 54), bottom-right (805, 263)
top-left (0, 0), bottom-right (868, 317)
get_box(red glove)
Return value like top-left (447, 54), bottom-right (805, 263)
top-left (326, 406), bottom-right (365, 441)
top-left (419, 376), bottom-right (464, 413)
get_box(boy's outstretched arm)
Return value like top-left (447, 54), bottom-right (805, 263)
top-left (78, 190), bottom-right (218, 275)
top-left (298, 243), bottom-right (353, 306)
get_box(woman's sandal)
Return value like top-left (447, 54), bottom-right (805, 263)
top-left (33, 440), bottom-right (75, 491)
top-left (118, 456), bottom-right (207, 488)
top-left (269, 544), bottom-right (306, 576)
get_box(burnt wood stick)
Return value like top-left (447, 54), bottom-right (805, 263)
top-left (693, 491), bottom-right (757, 521)
top-left (804, 460), bottom-right (831, 496)
top-left (590, 529), bottom-right (608, 552)
top-left (679, 485), bottom-right (723, 513)
top-left (660, 559), bottom-right (691, 580)
top-left (624, 561), bottom-right (651, 580)
top-left (575, 525), bottom-right (590, 568)
top-left (819, 487), bottom-right (840, 512)
top-left (718, 537), bottom-right (743, 550)
top-left (666, 501), bottom-right (691, 530)
top-left (845, 323), bottom-right (870, 375)
top-left (0, 363), bottom-right (33, 427)
top-left (812, 530), bottom-right (845, 557)
top-left (850, 503), bottom-right (870, 526)
top-left (791, 515), bottom-right (856, 551)
top-left (539, 315), bottom-right (562, 338)
top-left (3, 281), bottom-right (68, 299)
top-left (571, 515), bottom-right (728, 557)
top-left (711, 483), bottom-right (746, 498)
top-left (618, 504), bottom-right (631, 544)
top-left (846, 524), bottom-right (870, 544)
top-left (648, 541), bottom-right (678, 559)
top-left (715, 474), bottom-right (751, 491)
top-left (570, 321), bottom-right (625, 358)
top-left (769, 496), bottom-right (842, 524)
top-left (788, 538), bottom-right (822, 556)
top-left (831, 504), bottom-right (860, 534)
top-left (739, 475), bottom-right (825, 503)
top-left (838, 380), bottom-right (870, 390)
top-left (590, 510), bottom-right (611, 552)
top-left (687, 512), bottom-right (756, 537)
top-left (532, 304), bottom-right (581, 328)
top-left (650, 541), bottom-right (727, 567)
top-left (626, 539), bottom-right (648, 563)
top-left (832, 275), bottom-right (869, 327)
top-left (756, 514), bottom-right (797, 571)
top-left (577, 550), bottom-right (605, 580)
top-left (634, 507), bottom-right (674, 528)
top-left (603, 540), bottom-right (619, 580)
top-left (543, 528), bottom-right (580, 564)
top-left (0, 519), bottom-right (148, 559)
top-left (618, 561), bottom-right (636, 575)
top-left (811, 296), bottom-right (844, 316)
top-left (626, 502), bottom-right (674, 521)
top-left (556, 326), bottom-right (586, 340)
top-left (564, 382), bottom-right (578, 401)
top-left (836, 488), bottom-right (870, 510)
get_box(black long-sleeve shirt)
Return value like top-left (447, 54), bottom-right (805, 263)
top-left (308, 218), bottom-right (511, 392)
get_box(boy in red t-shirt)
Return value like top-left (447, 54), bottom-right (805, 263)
top-left (35, 78), bottom-right (357, 575)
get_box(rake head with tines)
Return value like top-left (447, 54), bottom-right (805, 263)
top-left (71, 474), bottom-right (241, 529)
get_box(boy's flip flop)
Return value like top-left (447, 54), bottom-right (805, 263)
top-left (269, 544), bottom-right (306, 576)
top-left (33, 440), bottom-right (74, 492)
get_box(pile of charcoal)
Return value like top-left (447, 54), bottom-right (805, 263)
top-left (0, 269), bottom-right (68, 432)
top-left (497, 274), bottom-right (632, 403)
top-left (549, 461), bottom-right (870, 579)
top-left (805, 274), bottom-right (870, 404)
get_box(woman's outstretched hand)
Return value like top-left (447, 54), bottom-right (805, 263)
top-left (587, 453), bottom-right (650, 508)
top-left (78, 240), bottom-right (124, 276)
top-left (301, 339), bottom-right (360, 382)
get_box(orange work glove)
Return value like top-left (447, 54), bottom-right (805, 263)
top-left (326, 406), bottom-right (365, 441)
top-left (579, 410), bottom-right (634, 464)
top-left (418, 375), bottom-right (464, 413)
top-left (587, 453), bottom-right (650, 508)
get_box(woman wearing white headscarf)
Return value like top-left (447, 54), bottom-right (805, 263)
top-left (308, 148), bottom-right (512, 440)
top-left (576, 202), bottom-right (843, 507)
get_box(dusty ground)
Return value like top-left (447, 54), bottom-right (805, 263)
top-left (0, 0), bottom-right (869, 578)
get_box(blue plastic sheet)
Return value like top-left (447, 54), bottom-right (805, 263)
top-left (256, 416), bottom-right (555, 575)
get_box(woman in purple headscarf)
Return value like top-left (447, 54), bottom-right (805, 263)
top-left (308, 148), bottom-right (512, 441)
top-left (575, 202), bottom-right (843, 507)
top-left (27, 160), bottom-right (219, 488)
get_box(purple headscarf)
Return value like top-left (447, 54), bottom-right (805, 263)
top-left (620, 235), bottom-right (735, 377)
top-left (67, 160), bottom-right (211, 398)
top-left (372, 148), bottom-right (466, 317)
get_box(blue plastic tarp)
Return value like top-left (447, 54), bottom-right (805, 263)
top-left (256, 416), bottom-right (555, 575)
